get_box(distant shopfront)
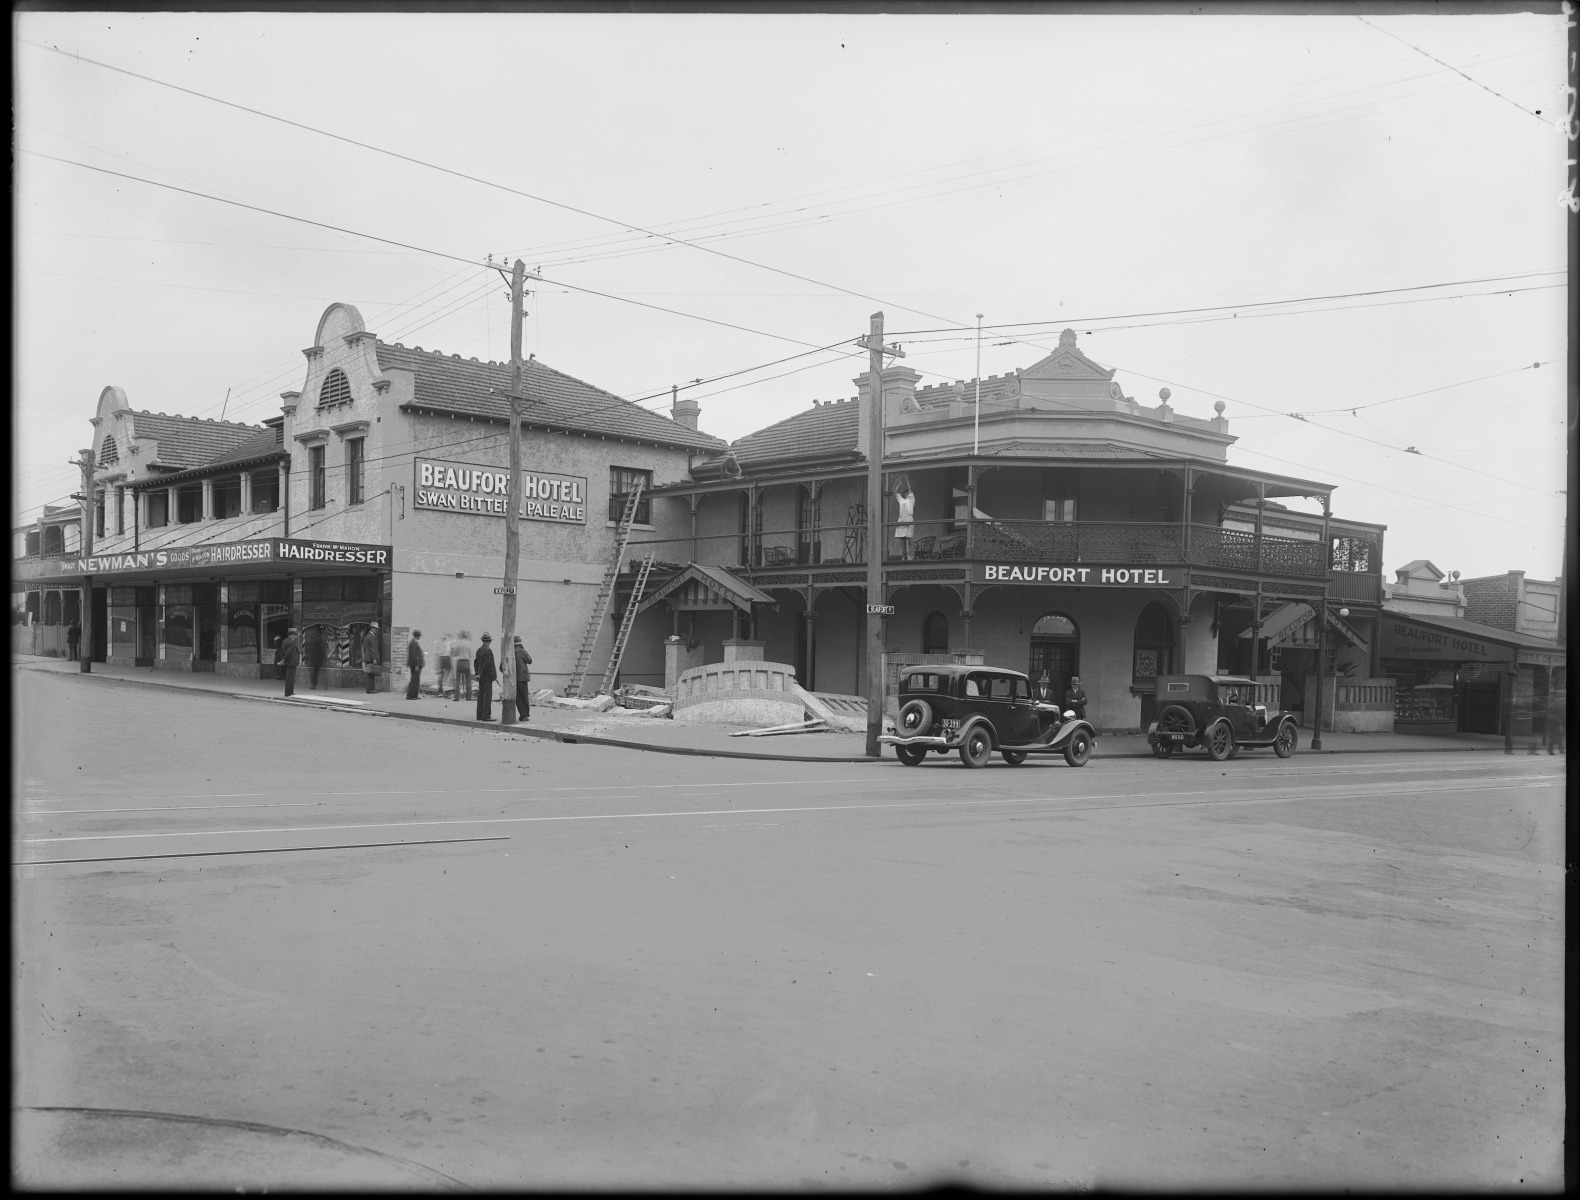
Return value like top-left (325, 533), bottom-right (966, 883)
top-left (1378, 611), bottom-right (1565, 736)
top-left (24, 536), bottom-right (392, 688)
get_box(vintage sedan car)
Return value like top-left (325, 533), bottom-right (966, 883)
top-left (1146, 674), bottom-right (1299, 761)
top-left (878, 664), bottom-right (1096, 768)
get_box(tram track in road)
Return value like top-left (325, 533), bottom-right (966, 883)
top-left (16, 768), bottom-right (1558, 867)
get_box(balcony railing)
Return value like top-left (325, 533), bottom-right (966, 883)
top-left (631, 519), bottom-right (1331, 580)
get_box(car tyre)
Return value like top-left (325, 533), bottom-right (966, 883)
top-left (1156, 705), bottom-right (1195, 744)
top-left (898, 699), bottom-right (934, 738)
top-left (1150, 739), bottom-right (1177, 759)
top-left (1206, 720), bottom-right (1234, 762)
top-left (1274, 721), bottom-right (1298, 758)
top-left (1001, 749), bottom-right (1028, 766)
top-left (959, 726), bottom-right (993, 768)
top-left (1064, 730), bottom-right (1092, 767)
top-left (895, 745), bottom-right (927, 767)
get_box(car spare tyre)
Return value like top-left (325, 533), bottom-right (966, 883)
top-left (897, 699), bottom-right (934, 737)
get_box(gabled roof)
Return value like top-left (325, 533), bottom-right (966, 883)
top-left (636, 562), bottom-right (777, 615)
top-left (1395, 559), bottom-right (1444, 580)
top-left (377, 343), bottom-right (725, 453)
top-left (130, 411), bottom-right (267, 471)
top-left (724, 400), bottom-right (861, 466)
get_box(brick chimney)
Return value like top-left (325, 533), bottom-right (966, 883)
top-left (672, 395), bottom-right (700, 431)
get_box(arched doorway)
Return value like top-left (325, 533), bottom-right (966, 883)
top-left (922, 611), bottom-right (949, 654)
top-left (1028, 612), bottom-right (1079, 704)
top-left (1133, 601), bottom-right (1176, 727)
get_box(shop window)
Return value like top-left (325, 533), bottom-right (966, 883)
top-left (177, 485), bottom-right (203, 524)
top-left (147, 491), bottom-right (168, 529)
top-left (44, 592), bottom-right (62, 626)
top-left (259, 580), bottom-right (291, 604)
top-left (251, 469), bottom-right (279, 513)
top-left (346, 438), bottom-right (365, 506)
top-left (213, 476), bottom-right (242, 519)
top-left (609, 466), bottom-right (653, 524)
top-left (302, 578), bottom-right (342, 602)
top-left (319, 367), bottom-right (352, 408)
top-left (226, 602), bottom-right (259, 663)
top-left (162, 605), bottom-right (194, 650)
top-left (922, 611), bottom-right (950, 653)
top-left (342, 576), bottom-right (379, 602)
top-left (42, 527), bottom-right (63, 556)
top-left (25, 531), bottom-right (40, 556)
top-left (309, 446), bottom-right (326, 510)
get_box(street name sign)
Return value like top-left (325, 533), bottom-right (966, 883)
top-left (866, 603), bottom-right (896, 615)
top-left (494, 586), bottom-right (517, 595)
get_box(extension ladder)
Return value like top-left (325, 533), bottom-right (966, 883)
top-left (564, 482), bottom-right (644, 696)
top-left (598, 552), bottom-right (656, 696)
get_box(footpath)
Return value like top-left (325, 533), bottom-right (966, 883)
top-left (12, 654), bottom-right (1545, 763)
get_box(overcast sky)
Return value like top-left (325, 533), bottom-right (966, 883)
top-left (13, 8), bottom-right (1571, 582)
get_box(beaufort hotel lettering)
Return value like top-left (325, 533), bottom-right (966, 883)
top-left (415, 458), bottom-right (586, 524)
top-left (983, 564), bottom-right (1178, 586)
top-left (1378, 618), bottom-right (1512, 664)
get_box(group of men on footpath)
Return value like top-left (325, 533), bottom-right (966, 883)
top-left (406, 629), bottom-right (533, 723)
top-left (276, 623), bottom-right (383, 698)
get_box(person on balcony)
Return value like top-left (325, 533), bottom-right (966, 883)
top-left (894, 477), bottom-right (916, 560)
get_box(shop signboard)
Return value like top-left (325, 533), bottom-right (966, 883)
top-left (1377, 616), bottom-right (1514, 664)
top-left (979, 563), bottom-right (1183, 586)
top-left (413, 457), bottom-right (587, 524)
top-left (45, 538), bottom-right (391, 578)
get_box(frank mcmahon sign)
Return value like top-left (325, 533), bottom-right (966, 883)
top-left (414, 457), bottom-right (587, 524)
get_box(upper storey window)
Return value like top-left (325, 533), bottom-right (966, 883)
top-left (318, 368), bottom-right (352, 409)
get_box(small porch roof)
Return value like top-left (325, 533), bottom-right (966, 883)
top-left (636, 562), bottom-right (777, 616)
top-left (1242, 602), bottom-right (1370, 648)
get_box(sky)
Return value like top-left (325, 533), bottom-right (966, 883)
top-left (12, 8), bottom-right (1572, 582)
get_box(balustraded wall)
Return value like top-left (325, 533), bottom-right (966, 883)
top-left (672, 658), bottom-right (803, 725)
top-left (1302, 675), bottom-right (1395, 732)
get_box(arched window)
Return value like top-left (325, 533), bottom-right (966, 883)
top-left (922, 611), bottom-right (949, 654)
top-left (99, 435), bottom-right (119, 466)
top-left (319, 368), bottom-right (352, 408)
top-left (1029, 612), bottom-right (1079, 702)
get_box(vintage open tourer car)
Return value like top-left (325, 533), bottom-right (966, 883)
top-left (1146, 674), bottom-right (1299, 760)
top-left (878, 664), bottom-right (1097, 768)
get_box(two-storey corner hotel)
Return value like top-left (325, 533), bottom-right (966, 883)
top-left (17, 302), bottom-right (723, 690)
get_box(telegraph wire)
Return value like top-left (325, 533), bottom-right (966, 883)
top-left (1355, 15), bottom-right (1551, 125)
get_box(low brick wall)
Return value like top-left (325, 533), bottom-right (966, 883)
top-left (673, 660), bottom-right (803, 725)
top-left (1303, 675), bottom-right (1395, 733)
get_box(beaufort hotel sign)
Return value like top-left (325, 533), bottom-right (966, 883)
top-left (414, 457), bottom-right (587, 524)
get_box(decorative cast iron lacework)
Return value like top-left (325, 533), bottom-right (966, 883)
top-left (318, 368), bottom-right (352, 408)
top-left (888, 568), bottom-right (969, 582)
top-left (1188, 574), bottom-right (1255, 592)
top-left (817, 572), bottom-right (868, 584)
top-left (1329, 536), bottom-right (1375, 573)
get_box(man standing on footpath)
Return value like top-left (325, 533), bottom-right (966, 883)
top-left (280, 627), bottom-right (301, 697)
top-left (512, 635), bottom-right (533, 722)
top-left (66, 619), bottom-right (81, 662)
top-left (406, 630), bottom-right (425, 700)
top-left (474, 632), bottom-right (497, 721)
top-left (362, 622), bottom-right (381, 694)
top-left (304, 624), bottom-right (325, 690)
top-left (452, 630), bottom-right (474, 703)
top-left (1063, 675), bottom-right (1088, 721)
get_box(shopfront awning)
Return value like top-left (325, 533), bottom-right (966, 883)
top-left (1377, 610), bottom-right (1563, 668)
top-left (15, 537), bottom-right (392, 585)
top-left (637, 563), bottom-right (777, 616)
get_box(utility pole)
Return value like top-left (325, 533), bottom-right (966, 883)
top-left (75, 449), bottom-right (95, 673)
top-left (498, 259), bottom-right (527, 723)
top-left (857, 312), bottom-right (904, 757)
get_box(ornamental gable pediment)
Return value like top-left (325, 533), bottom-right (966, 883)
top-left (1018, 348), bottom-right (1116, 382)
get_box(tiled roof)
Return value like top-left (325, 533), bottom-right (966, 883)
top-left (914, 375), bottom-right (1018, 409)
top-left (377, 343), bottom-right (725, 453)
top-left (986, 441), bottom-right (1166, 459)
top-left (726, 400), bottom-right (861, 466)
top-left (131, 411), bottom-right (268, 471)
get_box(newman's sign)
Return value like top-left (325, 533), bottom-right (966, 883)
top-left (35, 538), bottom-right (390, 578)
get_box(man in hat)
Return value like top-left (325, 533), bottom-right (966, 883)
top-left (362, 622), bottom-right (381, 693)
top-left (280, 627), bottom-right (301, 697)
top-left (1063, 675), bottom-right (1088, 722)
top-left (406, 629), bottom-right (425, 700)
top-left (474, 633), bottom-right (497, 721)
top-left (452, 630), bottom-right (474, 702)
top-left (512, 635), bottom-right (533, 722)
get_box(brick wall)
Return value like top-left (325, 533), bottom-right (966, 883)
top-left (1461, 572), bottom-right (1519, 630)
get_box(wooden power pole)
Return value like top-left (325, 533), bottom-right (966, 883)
top-left (76, 448), bottom-right (95, 673)
top-left (857, 312), bottom-right (903, 757)
top-left (498, 259), bottom-right (526, 723)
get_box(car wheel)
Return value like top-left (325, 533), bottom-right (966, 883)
top-left (1156, 705), bottom-right (1195, 738)
top-left (1001, 749), bottom-right (1028, 766)
top-left (1206, 721), bottom-right (1234, 762)
top-left (895, 745), bottom-right (927, 767)
top-left (898, 699), bottom-right (934, 738)
top-left (1150, 739), bottom-right (1176, 759)
top-left (1064, 730), bottom-right (1092, 767)
top-left (959, 726), bottom-right (993, 768)
top-left (1274, 721), bottom-right (1298, 758)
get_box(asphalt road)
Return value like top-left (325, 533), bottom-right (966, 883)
top-left (12, 668), bottom-right (1566, 1190)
